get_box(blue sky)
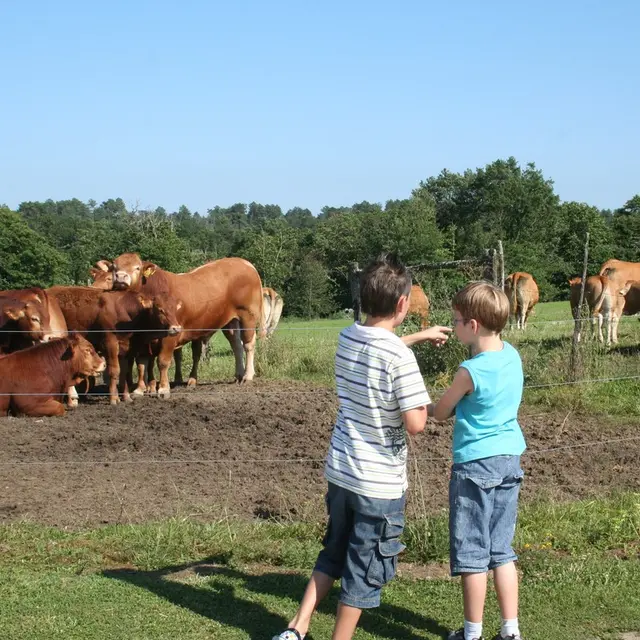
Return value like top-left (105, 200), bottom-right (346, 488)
top-left (1, 0), bottom-right (638, 214)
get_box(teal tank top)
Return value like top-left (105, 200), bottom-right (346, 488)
top-left (453, 341), bottom-right (526, 463)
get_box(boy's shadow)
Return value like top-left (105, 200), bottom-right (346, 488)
top-left (104, 556), bottom-right (449, 639)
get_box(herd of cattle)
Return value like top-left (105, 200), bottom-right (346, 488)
top-left (0, 253), bottom-right (284, 417)
top-left (1, 255), bottom-right (638, 418)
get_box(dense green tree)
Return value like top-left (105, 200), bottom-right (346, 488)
top-left (0, 207), bottom-right (68, 288)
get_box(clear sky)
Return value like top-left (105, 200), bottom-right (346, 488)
top-left (1, 0), bottom-right (638, 215)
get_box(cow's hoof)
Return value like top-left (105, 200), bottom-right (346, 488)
top-left (110, 398), bottom-right (120, 406)
top-left (124, 395), bottom-right (134, 404)
top-left (68, 399), bottom-right (79, 409)
top-left (158, 387), bottom-right (171, 399)
top-left (187, 378), bottom-right (197, 388)
top-left (148, 383), bottom-right (157, 394)
top-left (131, 388), bottom-right (145, 398)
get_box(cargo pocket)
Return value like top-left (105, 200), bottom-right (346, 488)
top-left (466, 475), bottom-right (503, 490)
top-left (365, 512), bottom-right (406, 588)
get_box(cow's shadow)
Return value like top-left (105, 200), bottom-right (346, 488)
top-left (104, 557), bottom-right (449, 639)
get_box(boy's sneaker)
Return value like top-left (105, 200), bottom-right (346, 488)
top-left (448, 629), bottom-right (484, 640)
top-left (492, 635), bottom-right (523, 640)
top-left (272, 630), bottom-right (304, 640)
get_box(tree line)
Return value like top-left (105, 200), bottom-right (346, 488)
top-left (1, 157), bottom-right (638, 317)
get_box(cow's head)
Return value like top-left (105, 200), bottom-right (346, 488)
top-left (144, 293), bottom-right (183, 336)
top-left (0, 293), bottom-right (50, 343)
top-left (62, 335), bottom-right (106, 377)
top-left (111, 253), bottom-right (157, 290)
top-left (568, 277), bottom-right (582, 287)
top-left (89, 262), bottom-right (114, 290)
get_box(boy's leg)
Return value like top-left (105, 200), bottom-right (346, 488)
top-left (488, 456), bottom-right (524, 638)
top-left (332, 603), bottom-right (362, 640)
top-left (449, 461), bottom-right (496, 638)
top-left (462, 572), bottom-right (488, 622)
top-left (274, 484), bottom-right (352, 639)
top-left (493, 562), bottom-right (518, 619)
top-left (335, 492), bottom-right (406, 639)
top-left (285, 571), bottom-right (336, 637)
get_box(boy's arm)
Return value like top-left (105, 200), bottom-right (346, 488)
top-left (430, 367), bottom-right (474, 422)
top-left (401, 326), bottom-right (451, 348)
top-left (402, 406), bottom-right (427, 435)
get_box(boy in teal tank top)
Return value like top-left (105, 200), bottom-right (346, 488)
top-left (429, 281), bottom-right (526, 640)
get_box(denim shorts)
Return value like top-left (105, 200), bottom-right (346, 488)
top-left (449, 455), bottom-right (524, 576)
top-left (314, 482), bottom-right (406, 609)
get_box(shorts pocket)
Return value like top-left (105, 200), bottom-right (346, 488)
top-left (466, 475), bottom-right (503, 490)
top-left (365, 512), bottom-right (406, 588)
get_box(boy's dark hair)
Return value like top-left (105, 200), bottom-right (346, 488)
top-left (360, 253), bottom-right (412, 318)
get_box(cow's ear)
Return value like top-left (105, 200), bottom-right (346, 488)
top-left (4, 307), bottom-right (24, 321)
top-left (61, 344), bottom-right (74, 361)
top-left (95, 260), bottom-right (112, 272)
top-left (142, 264), bottom-right (157, 281)
top-left (137, 294), bottom-right (153, 309)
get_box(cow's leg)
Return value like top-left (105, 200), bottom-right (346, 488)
top-left (132, 357), bottom-right (147, 396)
top-left (236, 309), bottom-right (259, 382)
top-left (157, 338), bottom-right (178, 399)
top-left (119, 355), bottom-right (133, 403)
top-left (105, 335), bottom-right (121, 405)
top-left (18, 397), bottom-right (66, 417)
top-left (187, 339), bottom-right (203, 388)
top-left (595, 313), bottom-right (603, 342)
top-left (611, 313), bottom-right (621, 344)
top-left (174, 347), bottom-right (184, 385)
top-left (223, 324), bottom-right (245, 382)
top-left (67, 385), bottom-right (79, 408)
top-left (147, 355), bottom-right (158, 394)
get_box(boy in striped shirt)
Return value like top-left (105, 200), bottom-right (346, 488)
top-left (272, 253), bottom-right (451, 640)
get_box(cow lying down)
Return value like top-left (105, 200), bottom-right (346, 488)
top-left (0, 335), bottom-right (105, 417)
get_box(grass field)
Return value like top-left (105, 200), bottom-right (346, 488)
top-left (193, 301), bottom-right (640, 415)
top-left (1, 301), bottom-right (638, 638)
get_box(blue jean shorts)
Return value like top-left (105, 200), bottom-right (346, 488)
top-left (449, 455), bottom-right (524, 576)
top-left (314, 482), bottom-right (406, 609)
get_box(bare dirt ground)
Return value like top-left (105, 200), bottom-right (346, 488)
top-left (0, 381), bottom-right (638, 527)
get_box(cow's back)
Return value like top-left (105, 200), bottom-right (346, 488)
top-left (600, 260), bottom-right (640, 284)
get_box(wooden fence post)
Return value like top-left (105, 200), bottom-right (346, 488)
top-left (349, 262), bottom-right (361, 322)
top-left (498, 241), bottom-right (505, 291)
top-left (570, 232), bottom-right (590, 379)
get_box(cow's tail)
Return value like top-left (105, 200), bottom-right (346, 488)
top-left (258, 287), bottom-right (268, 340)
top-left (508, 274), bottom-right (519, 316)
top-left (515, 275), bottom-right (530, 317)
top-left (592, 276), bottom-right (610, 316)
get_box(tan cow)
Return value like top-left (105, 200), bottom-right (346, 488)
top-left (599, 259), bottom-right (640, 287)
top-left (0, 335), bottom-right (105, 417)
top-left (408, 284), bottom-right (430, 330)
top-left (93, 254), bottom-right (263, 398)
top-left (262, 287), bottom-right (284, 338)
top-left (504, 273), bottom-right (539, 330)
top-left (568, 276), bottom-right (624, 344)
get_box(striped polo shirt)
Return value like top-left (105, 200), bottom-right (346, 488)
top-left (325, 323), bottom-right (431, 499)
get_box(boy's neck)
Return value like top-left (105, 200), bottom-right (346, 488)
top-left (469, 333), bottom-right (504, 356)
top-left (362, 315), bottom-right (397, 333)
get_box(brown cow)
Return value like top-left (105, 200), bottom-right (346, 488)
top-left (407, 284), bottom-right (430, 330)
top-left (48, 286), bottom-right (182, 405)
top-left (0, 335), bottom-right (105, 417)
top-left (93, 254), bottom-right (263, 398)
top-left (262, 287), bottom-right (284, 338)
top-left (504, 273), bottom-right (539, 330)
top-left (568, 276), bottom-right (625, 344)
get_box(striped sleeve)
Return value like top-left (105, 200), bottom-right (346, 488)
top-left (389, 348), bottom-right (431, 412)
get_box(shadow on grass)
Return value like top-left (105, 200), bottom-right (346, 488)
top-left (104, 556), bottom-right (449, 639)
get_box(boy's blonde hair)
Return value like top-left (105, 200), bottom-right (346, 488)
top-left (452, 281), bottom-right (510, 333)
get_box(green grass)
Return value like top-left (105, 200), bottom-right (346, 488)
top-left (186, 302), bottom-right (640, 415)
top-left (0, 494), bottom-right (638, 639)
